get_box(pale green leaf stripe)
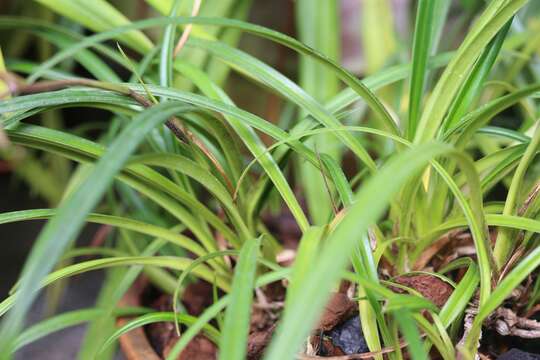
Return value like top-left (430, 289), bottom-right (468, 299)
top-left (219, 237), bottom-right (260, 360)
top-left (0, 102), bottom-right (192, 355)
top-left (264, 142), bottom-right (453, 360)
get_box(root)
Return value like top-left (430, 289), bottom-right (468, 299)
top-left (492, 307), bottom-right (540, 339)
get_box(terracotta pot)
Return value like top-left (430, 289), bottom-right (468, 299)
top-left (118, 280), bottom-right (161, 360)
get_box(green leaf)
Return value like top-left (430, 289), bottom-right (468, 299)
top-left (99, 312), bottom-right (220, 354)
top-left (159, 0), bottom-right (181, 87)
top-left (166, 269), bottom-right (290, 360)
top-left (296, 0), bottom-right (341, 224)
top-left (0, 256), bottom-right (230, 318)
top-left (0, 209), bottom-right (208, 258)
top-left (320, 154), bottom-right (354, 208)
top-left (466, 245), bottom-right (540, 352)
top-left (24, 16), bottom-right (400, 138)
top-left (361, 0), bottom-right (396, 74)
top-left (34, 0), bottom-right (153, 53)
top-left (494, 121), bottom-right (540, 267)
top-left (6, 122), bottom-right (235, 253)
top-left (0, 102), bottom-right (192, 355)
top-left (219, 237), bottom-right (260, 360)
top-left (408, 0), bottom-right (449, 139)
top-left (13, 307), bottom-right (150, 353)
top-left (394, 310), bottom-right (428, 360)
top-left (285, 227), bottom-right (325, 306)
top-left (414, 0), bottom-right (527, 143)
top-left (442, 19), bottom-right (512, 132)
top-left (439, 261), bottom-right (479, 327)
top-left (264, 142), bottom-right (453, 360)
top-left (129, 153), bottom-right (250, 242)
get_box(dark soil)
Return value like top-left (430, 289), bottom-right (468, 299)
top-left (481, 327), bottom-right (540, 359)
top-left (137, 220), bottom-right (536, 360)
top-left (498, 349), bottom-right (540, 359)
top-left (142, 280), bottom-right (285, 360)
top-left (142, 281), bottom-right (219, 359)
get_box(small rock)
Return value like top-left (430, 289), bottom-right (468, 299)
top-left (498, 349), bottom-right (540, 360)
top-left (327, 315), bottom-right (368, 355)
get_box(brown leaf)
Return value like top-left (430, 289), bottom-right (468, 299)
top-left (393, 274), bottom-right (453, 308)
top-left (316, 293), bottom-right (357, 331)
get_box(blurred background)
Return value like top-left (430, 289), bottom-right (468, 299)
top-left (1, 0), bottom-right (538, 358)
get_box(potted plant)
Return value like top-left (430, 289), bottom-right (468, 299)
top-left (0, 0), bottom-right (539, 359)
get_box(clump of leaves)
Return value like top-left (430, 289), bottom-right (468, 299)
top-left (0, 0), bottom-right (539, 359)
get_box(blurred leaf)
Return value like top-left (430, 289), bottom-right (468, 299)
top-left (408, 0), bottom-right (450, 139)
top-left (13, 307), bottom-right (150, 353)
top-left (219, 237), bottom-right (260, 360)
top-left (0, 102), bottom-right (193, 354)
top-left (415, 0), bottom-right (528, 143)
top-left (264, 142), bottom-right (453, 360)
top-left (361, 0), bottom-right (396, 74)
top-left (296, 0), bottom-right (341, 225)
top-left (34, 0), bottom-right (153, 52)
top-left (100, 312), bottom-right (220, 354)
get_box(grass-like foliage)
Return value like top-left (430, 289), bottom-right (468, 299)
top-left (0, 0), bottom-right (539, 359)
